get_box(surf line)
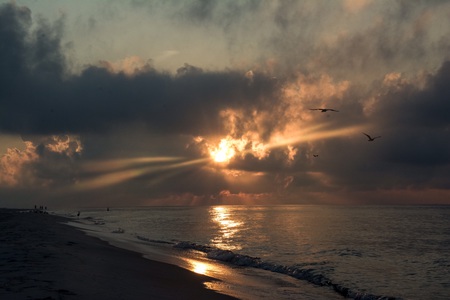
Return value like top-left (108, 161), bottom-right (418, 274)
top-left (174, 241), bottom-right (401, 300)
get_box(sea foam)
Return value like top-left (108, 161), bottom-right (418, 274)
top-left (174, 241), bottom-right (401, 300)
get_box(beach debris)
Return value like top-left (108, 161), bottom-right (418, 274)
top-left (137, 236), bottom-right (175, 244)
top-left (112, 227), bottom-right (125, 233)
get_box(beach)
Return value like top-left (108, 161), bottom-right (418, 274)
top-left (0, 209), bottom-right (237, 300)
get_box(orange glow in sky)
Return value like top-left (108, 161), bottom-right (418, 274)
top-left (210, 138), bottom-right (236, 163)
top-left (204, 123), bottom-right (366, 166)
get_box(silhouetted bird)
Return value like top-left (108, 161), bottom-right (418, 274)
top-left (313, 154), bottom-right (319, 157)
top-left (310, 108), bottom-right (339, 112)
top-left (363, 132), bottom-right (381, 141)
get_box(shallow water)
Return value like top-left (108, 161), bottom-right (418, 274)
top-left (60, 205), bottom-right (450, 300)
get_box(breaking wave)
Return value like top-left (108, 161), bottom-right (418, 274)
top-left (174, 241), bottom-right (401, 300)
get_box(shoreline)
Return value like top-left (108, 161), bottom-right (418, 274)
top-left (0, 208), bottom-right (238, 300)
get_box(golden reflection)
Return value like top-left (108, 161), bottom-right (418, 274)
top-left (191, 261), bottom-right (208, 275)
top-left (183, 258), bottom-right (223, 277)
top-left (210, 206), bottom-right (243, 250)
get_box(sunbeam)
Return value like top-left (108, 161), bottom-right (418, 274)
top-left (74, 157), bottom-right (209, 191)
top-left (81, 156), bottom-right (184, 173)
top-left (204, 123), bottom-right (367, 166)
top-left (266, 124), bottom-right (368, 150)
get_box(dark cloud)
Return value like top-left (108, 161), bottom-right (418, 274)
top-left (1, 1), bottom-right (450, 206)
top-left (0, 2), bottom-right (285, 205)
top-left (0, 3), bottom-right (280, 136)
top-left (0, 4), bottom-right (31, 84)
top-left (292, 61), bottom-right (450, 193)
top-left (373, 62), bottom-right (450, 168)
top-left (132, 0), bottom-right (262, 26)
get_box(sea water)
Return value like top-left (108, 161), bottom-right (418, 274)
top-left (59, 205), bottom-right (450, 300)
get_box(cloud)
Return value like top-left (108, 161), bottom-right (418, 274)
top-left (0, 135), bottom-right (82, 188)
top-left (0, 141), bottom-right (37, 186)
top-left (0, 2), bottom-right (280, 137)
top-left (343, 0), bottom-right (373, 13)
top-left (372, 62), bottom-right (450, 168)
top-left (1, 2), bottom-right (450, 206)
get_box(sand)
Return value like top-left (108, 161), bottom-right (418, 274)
top-left (0, 209), bottom-right (238, 300)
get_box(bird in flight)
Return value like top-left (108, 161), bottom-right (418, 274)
top-left (362, 132), bottom-right (381, 141)
top-left (313, 154), bottom-right (319, 157)
top-left (310, 108), bottom-right (339, 112)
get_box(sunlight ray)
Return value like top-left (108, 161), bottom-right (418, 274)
top-left (74, 157), bottom-right (209, 191)
top-left (266, 124), bottom-right (367, 150)
top-left (82, 156), bottom-right (184, 173)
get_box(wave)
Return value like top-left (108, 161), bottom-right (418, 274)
top-left (174, 241), bottom-right (401, 300)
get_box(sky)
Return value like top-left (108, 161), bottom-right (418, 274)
top-left (1, 0), bottom-right (450, 208)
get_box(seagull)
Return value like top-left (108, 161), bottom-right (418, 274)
top-left (310, 108), bottom-right (339, 112)
top-left (362, 132), bottom-right (381, 141)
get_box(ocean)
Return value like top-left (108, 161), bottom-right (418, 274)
top-left (58, 205), bottom-right (450, 300)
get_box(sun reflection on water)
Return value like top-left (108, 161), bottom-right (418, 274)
top-left (210, 206), bottom-right (243, 251)
top-left (191, 261), bottom-right (208, 275)
top-left (183, 258), bottom-right (231, 278)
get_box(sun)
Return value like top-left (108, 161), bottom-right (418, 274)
top-left (210, 138), bottom-right (236, 163)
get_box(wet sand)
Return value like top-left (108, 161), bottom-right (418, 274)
top-left (0, 209), bottom-right (237, 299)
